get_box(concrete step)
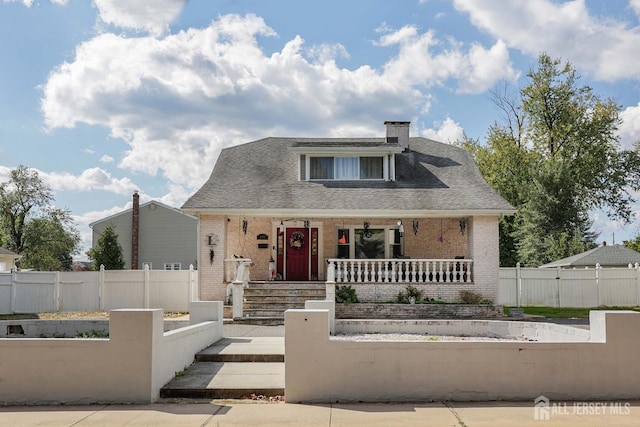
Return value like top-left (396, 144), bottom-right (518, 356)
top-left (160, 336), bottom-right (285, 399)
top-left (248, 281), bottom-right (325, 290)
top-left (244, 288), bottom-right (326, 297)
top-left (243, 301), bottom-right (313, 310)
top-left (241, 310), bottom-right (287, 318)
top-left (227, 317), bottom-right (285, 326)
top-left (160, 362), bottom-right (285, 399)
top-left (195, 337), bottom-right (285, 362)
top-left (243, 297), bottom-right (324, 309)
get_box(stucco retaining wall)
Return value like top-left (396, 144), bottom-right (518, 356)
top-left (0, 319), bottom-right (191, 338)
top-left (285, 309), bottom-right (640, 403)
top-left (0, 302), bottom-right (223, 405)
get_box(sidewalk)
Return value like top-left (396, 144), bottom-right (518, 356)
top-left (1, 400), bottom-right (638, 426)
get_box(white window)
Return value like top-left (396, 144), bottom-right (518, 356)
top-left (164, 263), bottom-right (181, 270)
top-left (309, 156), bottom-right (384, 180)
top-left (336, 226), bottom-right (403, 259)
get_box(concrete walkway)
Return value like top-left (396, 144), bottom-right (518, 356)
top-left (1, 400), bottom-right (639, 426)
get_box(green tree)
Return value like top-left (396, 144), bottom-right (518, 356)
top-left (89, 223), bottom-right (125, 270)
top-left (0, 165), bottom-right (80, 270)
top-left (623, 235), bottom-right (640, 253)
top-left (465, 54), bottom-right (640, 266)
top-left (1, 165), bottom-right (53, 254)
top-left (19, 208), bottom-right (81, 271)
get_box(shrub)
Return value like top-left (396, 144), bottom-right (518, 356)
top-left (459, 290), bottom-right (484, 304)
top-left (336, 285), bottom-right (359, 304)
top-left (396, 284), bottom-right (423, 304)
top-left (76, 329), bottom-right (109, 338)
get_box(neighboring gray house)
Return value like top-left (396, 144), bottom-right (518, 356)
top-left (540, 243), bottom-right (640, 268)
top-left (90, 192), bottom-right (198, 270)
top-left (181, 121), bottom-right (516, 302)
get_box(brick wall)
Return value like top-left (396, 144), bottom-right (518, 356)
top-left (468, 216), bottom-right (500, 302)
top-left (337, 282), bottom-right (490, 304)
top-left (336, 303), bottom-right (504, 319)
top-left (198, 215), bottom-right (226, 301)
top-left (225, 216), bottom-right (275, 280)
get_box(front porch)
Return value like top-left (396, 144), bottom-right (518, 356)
top-left (200, 215), bottom-right (500, 304)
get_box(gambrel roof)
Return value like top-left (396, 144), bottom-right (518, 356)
top-left (181, 137), bottom-right (515, 217)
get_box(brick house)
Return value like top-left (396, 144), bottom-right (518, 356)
top-left (181, 121), bottom-right (515, 303)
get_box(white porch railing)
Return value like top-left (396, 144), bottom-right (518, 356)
top-left (327, 258), bottom-right (473, 284)
top-left (224, 258), bottom-right (253, 283)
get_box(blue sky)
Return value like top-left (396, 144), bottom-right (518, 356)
top-left (2, 0), bottom-right (640, 260)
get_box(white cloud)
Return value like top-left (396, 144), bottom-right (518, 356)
top-left (41, 167), bottom-right (137, 195)
top-left (41, 13), bottom-right (518, 195)
top-left (376, 25), bottom-right (518, 94)
top-left (453, 0), bottom-right (640, 81)
top-left (420, 117), bottom-right (465, 143)
top-left (619, 103), bottom-right (640, 149)
top-left (94, 0), bottom-right (185, 36)
top-left (99, 154), bottom-right (114, 163)
top-left (2, 0), bottom-right (68, 6)
top-left (0, 166), bottom-right (11, 183)
top-left (306, 43), bottom-right (349, 63)
top-left (631, 0), bottom-right (640, 17)
top-left (3, 0), bottom-right (34, 6)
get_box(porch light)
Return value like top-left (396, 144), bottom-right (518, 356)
top-left (412, 220), bottom-right (419, 236)
top-left (459, 219), bottom-right (466, 235)
top-left (397, 220), bottom-right (404, 236)
top-left (279, 221), bottom-right (284, 234)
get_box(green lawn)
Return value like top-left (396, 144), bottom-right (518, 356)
top-left (505, 306), bottom-right (640, 318)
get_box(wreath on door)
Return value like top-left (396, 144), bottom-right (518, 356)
top-left (289, 231), bottom-right (305, 249)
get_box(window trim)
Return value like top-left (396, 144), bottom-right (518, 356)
top-left (164, 262), bottom-right (181, 270)
top-left (307, 155), bottom-right (389, 181)
top-left (336, 225), bottom-right (404, 259)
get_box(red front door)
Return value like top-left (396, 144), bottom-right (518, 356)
top-left (285, 228), bottom-right (309, 280)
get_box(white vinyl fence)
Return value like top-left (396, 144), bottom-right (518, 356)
top-left (0, 266), bottom-right (198, 314)
top-left (499, 263), bottom-right (640, 307)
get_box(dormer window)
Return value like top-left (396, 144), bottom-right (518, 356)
top-left (290, 141), bottom-right (402, 182)
top-left (310, 156), bottom-right (384, 180)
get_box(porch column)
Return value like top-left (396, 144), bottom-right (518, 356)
top-left (199, 215), bottom-right (227, 301)
top-left (468, 216), bottom-right (500, 302)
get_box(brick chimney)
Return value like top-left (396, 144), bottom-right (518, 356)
top-left (131, 191), bottom-right (139, 269)
top-left (384, 121), bottom-right (410, 150)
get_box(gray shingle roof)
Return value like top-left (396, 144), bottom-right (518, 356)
top-left (181, 137), bottom-right (515, 215)
top-left (540, 244), bottom-right (640, 268)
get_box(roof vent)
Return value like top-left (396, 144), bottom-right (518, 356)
top-left (384, 121), bottom-right (410, 150)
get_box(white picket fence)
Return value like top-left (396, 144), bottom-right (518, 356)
top-left (499, 264), bottom-right (640, 307)
top-left (0, 266), bottom-right (198, 314)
